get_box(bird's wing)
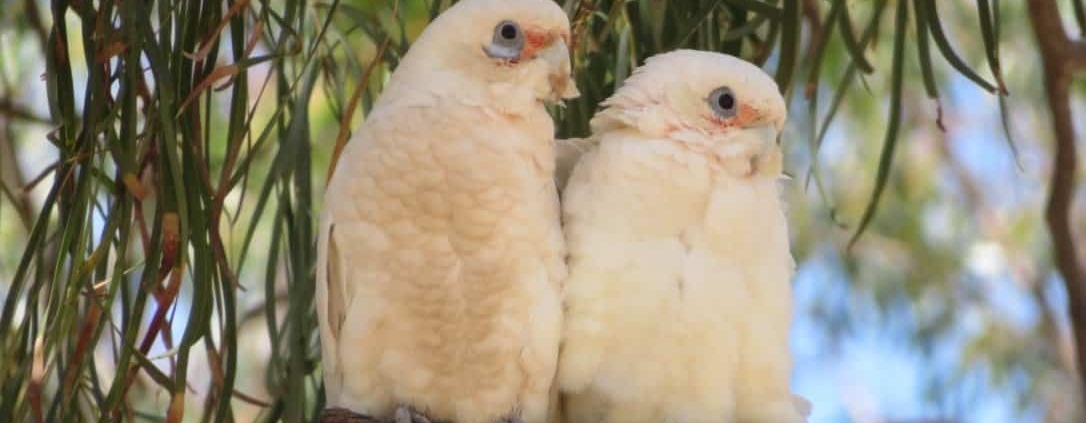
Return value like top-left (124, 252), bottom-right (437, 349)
top-left (316, 211), bottom-right (346, 404)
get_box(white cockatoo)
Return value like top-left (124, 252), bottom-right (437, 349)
top-left (316, 0), bottom-right (577, 422)
top-left (557, 50), bottom-right (808, 423)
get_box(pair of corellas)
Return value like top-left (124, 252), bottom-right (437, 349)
top-left (317, 0), bottom-right (806, 422)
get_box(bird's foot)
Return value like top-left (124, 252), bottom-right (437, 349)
top-left (393, 406), bottom-right (433, 423)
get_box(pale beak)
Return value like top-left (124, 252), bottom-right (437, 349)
top-left (773, 116), bottom-right (786, 134)
top-left (715, 122), bottom-right (781, 177)
top-left (738, 123), bottom-right (782, 176)
top-left (537, 38), bottom-right (580, 101)
top-left (749, 122), bottom-right (779, 145)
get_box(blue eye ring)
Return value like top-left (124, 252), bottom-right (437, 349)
top-left (484, 20), bottom-right (524, 59)
top-left (498, 21), bottom-right (520, 42)
top-left (708, 87), bottom-right (737, 118)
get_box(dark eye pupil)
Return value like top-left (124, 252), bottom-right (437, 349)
top-left (718, 93), bottom-right (735, 110)
top-left (500, 24), bottom-right (518, 40)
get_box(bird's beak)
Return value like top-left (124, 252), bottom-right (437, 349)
top-left (773, 116), bottom-right (786, 134)
top-left (716, 122), bottom-right (781, 177)
top-left (750, 122), bottom-right (779, 147)
top-left (537, 38), bottom-right (580, 102)
top-left (738, 122), bottom-right (779, 156)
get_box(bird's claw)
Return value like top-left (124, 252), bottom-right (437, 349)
top-left (393, 406), bottom-right (433, 423)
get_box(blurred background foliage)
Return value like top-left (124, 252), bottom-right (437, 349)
top-left (0, 0), bottom-right (1084, 422)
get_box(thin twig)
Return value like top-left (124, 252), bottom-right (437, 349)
top-left (327, 39), bottom-right (391, 183)
top-left (0, 100), bottom-right (50, 124)
top-left (800, 0), bottom-right (823, 63)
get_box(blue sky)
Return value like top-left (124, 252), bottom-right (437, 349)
top-left (784, 72), bottom-right (1059, 422)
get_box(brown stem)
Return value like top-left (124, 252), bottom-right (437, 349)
top-left (1027, 0), bottom-right (1086, 406)
top-left (801, 0), bottom-right (823, 57)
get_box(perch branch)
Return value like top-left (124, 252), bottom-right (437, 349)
top-left (318, 408), bottom-right (385, 423)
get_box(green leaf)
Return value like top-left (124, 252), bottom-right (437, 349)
top-left (975, 0), bottom-right (1007, 93)
top-left (1072, 0), bottom-right (1086, 37)
top-left (922, 0), bottom-right (998, 93)
top-left (912, 0), bottom-right (939, 99)
top-left (837, 0), bottom-right (876, 73)
top-left (848, 0), bottom-right (909, 249)
top-left (774, 0), bottom-right (800, 94)
top-left (803, 0), bottom-right (840, 98)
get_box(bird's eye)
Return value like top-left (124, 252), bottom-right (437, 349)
top-left (485, 20), bottom-right (524, 60)
top-left (495, 20), bottom-right (523, 47)
top-left (499, 22), bottom-right (519, 41)
top-left (708, 87), bottom-right (737, 118)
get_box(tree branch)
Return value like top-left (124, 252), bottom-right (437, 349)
top-left (318, 408), bottom-right (385, 423)
top-left (1072, 40), bottom-right (1086, 70)
top-left (1027, 0), bottom-right (1086, 407)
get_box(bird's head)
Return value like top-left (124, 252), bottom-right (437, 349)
top-left (393, 0), bottom-right (579, 105)
top-left (592, 50), bottom-right (787, 173)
